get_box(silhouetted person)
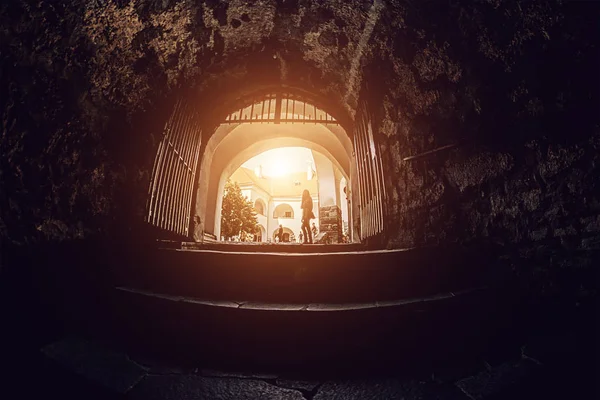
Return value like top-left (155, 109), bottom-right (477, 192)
top-left (301, 189), bottom-right (314, 244)
top-left (298, 231), bottom-right (303, 243)
top-left (311, 222), bottom-right (318, 237)
top-left (277, 224), bottom-right (284, 243)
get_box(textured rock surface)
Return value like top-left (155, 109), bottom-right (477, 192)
top-left (313, 379), bottom-right (466, 400)
top-left (128, 374), bottom-right (305, 400)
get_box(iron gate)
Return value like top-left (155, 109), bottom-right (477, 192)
top-left (354, 98), bottom-right (386, 240)
top-left (223, 92), bottom-right (339, 124)
top-left (146, 98), bottom-right (203, 237)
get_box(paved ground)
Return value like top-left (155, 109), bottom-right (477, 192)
top-left (2, 291), bottom-right (595, 400)
top-left (1, 332), bottom-right (593, 400)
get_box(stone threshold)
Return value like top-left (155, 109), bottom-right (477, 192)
top-left (163, 246), bottom-right (424, 257)
top-left (115, 286), bottom-right (486, 312)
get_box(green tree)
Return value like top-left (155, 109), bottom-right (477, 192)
top-left (220, 180), bottom-right (258, 240)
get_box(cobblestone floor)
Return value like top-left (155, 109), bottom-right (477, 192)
top-left (0, 328), bottom-right (592, 400)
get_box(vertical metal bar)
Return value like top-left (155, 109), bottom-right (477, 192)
top-left (174, 106), bottom-right (194, 233)
top-left (146, 102), bottom-right (177, 223)
top-left (362, 106), bottom-right (375, 237)
top-left (182, 106), bottom-right (195, 168)
top-left (154, 139), bottom-right (174, 228)
top-left (363, 107), bottom-right (376, 236)
top-left (164, 101), bottom-right (189, 231)
top-left (273, 93), bottom-right (281, 124)
top-left (185, 122), bottom-right (202, 237)
top-left (182, 112), bottom-right (197, 233)
top-left (175, 110), bottom-right (194, 232)
top-left (286, 97), bottom-right (290, 120)
top-left (151, 98), bottom-right (182, 226)
top-left (158, 100), bottom-right (186, 230)
top-left (250, 100), bottom-right (254, 120)
top-left (175, 158), bottom-right (185, 234)
top-left (292, 99), bottom-right (296, 120)
top-left (147, 140), bottom-right (165, 221)
top-left (148, 98), bottom-right (181, 222)
top-left (360, 108), bottom-right (374, 236)
top-left (356, 104), bottom-right (368, 236)
top-left (303, 100), bottom-right (306, 122)
top-left (355, 114), bottom-right (367, 239)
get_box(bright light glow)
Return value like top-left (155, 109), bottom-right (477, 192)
top-left (267, 158), bottom-right (290, 177)
top-left (243, 147), bottom-right (314, 178)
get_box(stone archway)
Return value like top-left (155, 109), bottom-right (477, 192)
top-left (145, 86), bottom-right (386, 245)
top-left (192, 91), bottom-right (362, 243)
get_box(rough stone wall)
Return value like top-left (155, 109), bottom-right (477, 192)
top-left (318, 205), bottom-right (342, 244)
top-left (362, 0), bottom-right (600, 301)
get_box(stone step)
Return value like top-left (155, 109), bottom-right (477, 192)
top-left (116, 244), bottom-right (497, 304)
top-left (177, 241), bottom-right (366, 253)
top-left (106, 284), bottom-right (498, 373)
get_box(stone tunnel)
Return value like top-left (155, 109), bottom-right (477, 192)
top-left (0, 0), bottom-right (598, 399)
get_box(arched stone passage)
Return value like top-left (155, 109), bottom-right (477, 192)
top-left (2, 5), bottom-right (597, 386)
top-left (208, 139), bottom-right (356, 242)
top-left (191, 92), bottom-right (366, 243)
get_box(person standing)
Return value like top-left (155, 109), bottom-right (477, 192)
top-left (301, 189), bottom-right (314, 244)
top-left (277, 224), bottom-right (284, 243)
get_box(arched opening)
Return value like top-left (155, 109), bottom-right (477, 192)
top-left (254, 199), bottom-right (266, 216)
top-left (273, 204), bottom-right (294, 219)
top-left (146, 88), bottom-right (386, 247)
top-left (255, 225), bottom-right (266, 243)
top-left (272, 226), bottom-right (294, 243)
top-left (225, 146), bottom-right (322, 245)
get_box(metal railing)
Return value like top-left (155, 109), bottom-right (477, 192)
top-left (223, 93), bottom-right (339, 124)
top-left (354, 98), bottom-right (386, 240)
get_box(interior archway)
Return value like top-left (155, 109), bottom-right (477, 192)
top-left (193, 93), bottom-right (360, 243)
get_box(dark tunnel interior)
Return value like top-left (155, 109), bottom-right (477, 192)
top-left (0, 1), bottom-right (598, 398)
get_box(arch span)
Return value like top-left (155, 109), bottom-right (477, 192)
top-left (196, 121), bottom-right (359, 240)
top-left (146, 86), bottom-right (384, 244)
top-left (273, 203), bottom-right (294, 219)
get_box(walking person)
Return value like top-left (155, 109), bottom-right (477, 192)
top-left (301, 189), bottom-right (314, 244)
